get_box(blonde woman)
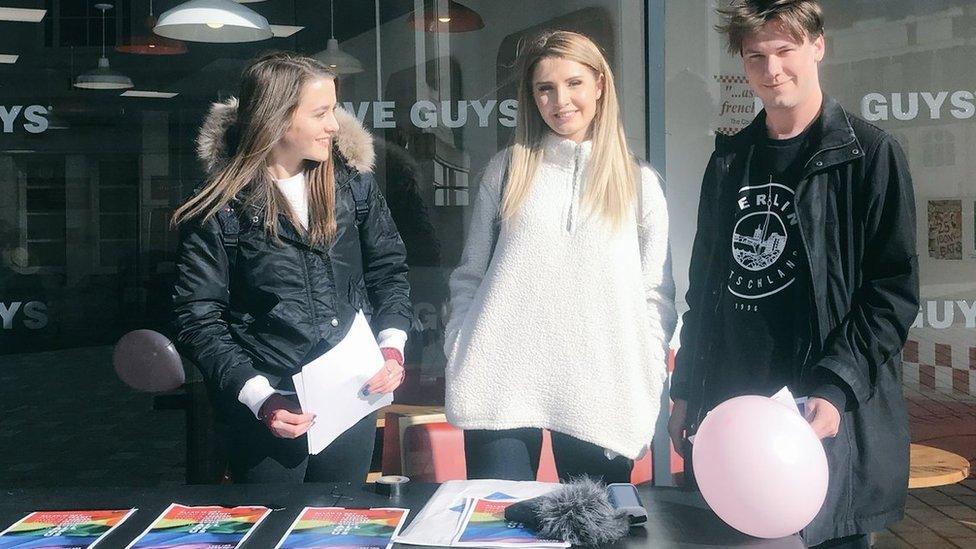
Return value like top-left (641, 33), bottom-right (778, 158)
top-left (172, 52), bottom-right (412, 484)
top-left (444, 31), bottom-right (677, 482)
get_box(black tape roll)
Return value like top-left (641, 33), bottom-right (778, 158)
top-left (375, 475), bottom-right (410, 497)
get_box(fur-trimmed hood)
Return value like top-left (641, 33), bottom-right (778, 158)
top-left (196, 97), bottom-right (376, 176)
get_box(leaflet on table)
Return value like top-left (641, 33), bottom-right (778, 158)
top-left (293, 310), bottom-right (393, 455)
top-left (274, 507), bottom-right (409, 549)
top-left (395, 479), bottom-right (563, 547)
top-left (453, 498), bottom-right (569, 548)
top-left (125, 503), bottom-right (270, 549)
top-left (0, 509), bottom-right (136, 549)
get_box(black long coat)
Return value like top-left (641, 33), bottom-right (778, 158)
top-left (672, 96), bottom-right (919, 545)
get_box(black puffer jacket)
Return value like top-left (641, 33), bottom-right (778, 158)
top-left (173, 100), bottom-right (412, 420)
top-left (673, 96), bottom-right (919, 545)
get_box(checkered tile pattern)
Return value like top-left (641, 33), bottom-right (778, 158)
top-left (902, 335), bottom-right (976, 397)
top-left (715, 126), bottom-right (744, 136)
top-left (713, 74), bottom-right (748, 84)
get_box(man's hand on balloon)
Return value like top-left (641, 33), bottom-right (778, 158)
top-left (804, 397), bottom-right (840, 439)
top-left (668, 398), bottom-right (690, 456)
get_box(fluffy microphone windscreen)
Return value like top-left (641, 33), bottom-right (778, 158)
top-left (523, 477), bottom-right (630, 545)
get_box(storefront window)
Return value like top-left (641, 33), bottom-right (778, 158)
top-left (1, 0), bottom-right (647, 394)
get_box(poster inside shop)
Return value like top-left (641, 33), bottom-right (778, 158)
top-left (0, 509), bottom-right (135, 549)
top-left (713, 72), bottom-right (762, 136)
top-left (928, 199), bottom-right (963, 260)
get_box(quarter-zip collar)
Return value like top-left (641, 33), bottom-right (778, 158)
top-left (542, 132), bottom-right (592, 233)
top-left (542, 132), bottom-right (593, 167)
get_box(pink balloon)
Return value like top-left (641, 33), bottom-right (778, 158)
top-left (692, 395), bottom-right (828, 539)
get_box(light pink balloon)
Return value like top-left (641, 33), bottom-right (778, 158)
top-left (692, 395), bottom-right (828, 539)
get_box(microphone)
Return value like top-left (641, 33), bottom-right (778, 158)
top-left (503, 477), bottom-right (632, 546)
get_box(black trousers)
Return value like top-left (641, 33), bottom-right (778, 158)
top-left (225, 411), bottom-right (377, 484)
top-left (463, 428), bottom-right (633, 483)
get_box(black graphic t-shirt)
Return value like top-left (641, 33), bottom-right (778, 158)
top-left (703, 126), bottom-right (814, 411)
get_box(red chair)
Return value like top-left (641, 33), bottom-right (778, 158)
top-left (382, 415), bottom-right (657, 484)
top-left (380, 350), bottom-right (680, 484)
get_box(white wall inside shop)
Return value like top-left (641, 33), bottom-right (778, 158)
top-left (664, 0), bottom-right (728, 316)
top-left (821, 5), bottom-right (976, 299)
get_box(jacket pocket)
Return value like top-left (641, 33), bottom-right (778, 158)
top-left (347, 277), bottom-right (373, 316)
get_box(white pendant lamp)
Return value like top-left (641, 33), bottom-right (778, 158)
top-left (74, 3), bottom-right (134, 90)
top-left (313, 0), bottom-right (363, 75)
top-left (154, 0), bottom-right (273, 43)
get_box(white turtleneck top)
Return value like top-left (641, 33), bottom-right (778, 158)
top-left (443, 133), bottom-right (677, 459)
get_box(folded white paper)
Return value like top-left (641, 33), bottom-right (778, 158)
top-left (770, 385), bottom-right (805, 416)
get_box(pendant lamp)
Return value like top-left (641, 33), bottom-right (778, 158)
top-left (154, 0), bottom-right (273, 43)
top-left (74, 4), bottom-right (134, 90)
top-left (313, 0), bottom-right (363, 75)
top-left (408, 0), bottom-right (484, 33)
top-left (116, 0), bottom-right (187, 55)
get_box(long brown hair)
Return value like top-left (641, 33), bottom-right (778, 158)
top-left (172, 51), bottom-right (339, 246)
top-left (502, 30), bottom-right (637, 230)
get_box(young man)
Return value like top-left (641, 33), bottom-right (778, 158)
top-left (668, 1), bottom-right (918, 547)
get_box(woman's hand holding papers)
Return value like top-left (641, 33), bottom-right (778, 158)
top-left (259, 394), bottom-right (316, 438)
top-left (365, 358), bottom-right (405, 395)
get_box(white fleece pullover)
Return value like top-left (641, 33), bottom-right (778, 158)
top-left (443, 133), bottom-right (678, 459)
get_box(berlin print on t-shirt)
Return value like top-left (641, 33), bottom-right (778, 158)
top-left (727, 178), bottom-right (801, 311)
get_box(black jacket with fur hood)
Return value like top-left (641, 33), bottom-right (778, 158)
top-left (173, 99), bottom-right (412, 420)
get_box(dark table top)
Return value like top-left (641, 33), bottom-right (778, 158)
top-left (0, 483), bottom-right (804, 548)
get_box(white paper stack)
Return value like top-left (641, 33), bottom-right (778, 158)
top-left (293, 311), bottom-right (393, 455)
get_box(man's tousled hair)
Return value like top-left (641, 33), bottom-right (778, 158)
top-left (716, 0), bottom-right (824, 55)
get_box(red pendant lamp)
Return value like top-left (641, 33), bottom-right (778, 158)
top-left (116, 0), bottom-right (187, 55)
top-left (408, 0), bottom-right (484, 33)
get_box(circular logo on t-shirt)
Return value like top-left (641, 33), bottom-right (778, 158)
top-left (727, 182), bottom-right (800, 302)
top-left (732, 212), bottom-right (787, 271)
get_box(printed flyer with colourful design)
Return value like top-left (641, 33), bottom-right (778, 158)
top-left (0, 509), bottom-right (136, 549)
top-left (125, 503), bottom-right (270, 549)
top-left (453, 499), bottom-right (568, 548)
top-left (275, 507), bottom-right (408, 549)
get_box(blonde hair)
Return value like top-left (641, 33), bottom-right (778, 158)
top-left (172, 51), bottom-right (339, 246)
top-left (502, 30), bottom-right (636, 230)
